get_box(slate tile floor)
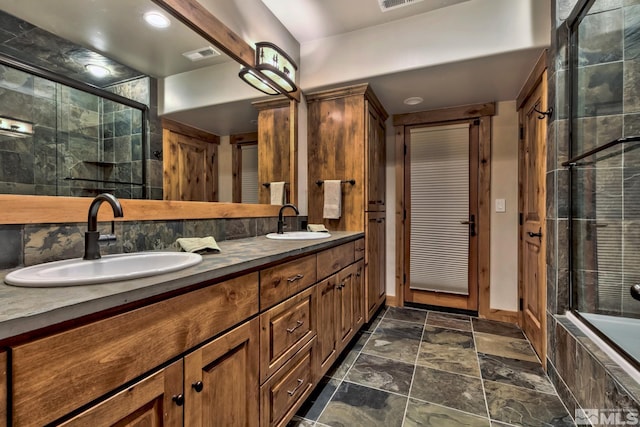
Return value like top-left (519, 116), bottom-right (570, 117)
top-left (289, 306), bottom-right (575, 427)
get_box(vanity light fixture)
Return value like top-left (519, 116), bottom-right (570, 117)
top-left (143, 11), bottom-right (171, 29)
top-left (239, 42), bottom-right (298, 95)
top-left (0, 116), bottom-right (34, 137)
top-left (85, 64), bottom-right (110, 78)
top-left (238, 67), bottom-right (281, 95)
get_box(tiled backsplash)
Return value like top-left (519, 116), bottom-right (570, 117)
top-left (0, 216), bottom-right (307, 269)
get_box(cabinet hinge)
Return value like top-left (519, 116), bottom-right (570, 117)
top-left (473, 119), bottom-right (480, 126)
top-left (403, 273), bottom-right (406, 284)
top-left (519, 125), bottom-right (524, 140)
top-left (404, 144), bottom-right (407, 156)
top-left (519, 298), bottom-right (524, 311)
top-left (403, 209), bottom-right (407, 221)
top-left (519, 212), bottom-right (523, 226)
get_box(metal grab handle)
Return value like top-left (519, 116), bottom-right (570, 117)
top-left (286, 320), bottom-right (304, 333)
top-left (631, 284), bottom-right (640, 301)
top-left (287, 379), bottom-right (304, 396)
top-left (287, 273), bottom-right (304, 283)
top-left (528, 228), bottom-right (543, 239)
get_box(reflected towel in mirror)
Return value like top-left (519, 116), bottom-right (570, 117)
top-left (270, 181), bottom-right (286, 205)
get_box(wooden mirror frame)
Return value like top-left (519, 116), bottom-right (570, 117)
top-left (0, 0), bottom-right (298, 224)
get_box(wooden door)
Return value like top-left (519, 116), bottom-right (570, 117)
top-left (59, 361), bottom-right (183, 427)
top-left (184, 318), bottom-right (259, 427)
top-left (353, 260), bottom-right (365, 330)
top-left (316, 275), bottom-right (338, 374)
top-left (366, 103), bottom-right (386, 211)
top-left (337, 264), bottom-right (355, 349)
top-left (403, 121), bottom-right (479, 311)
top-left (519, 70), bottom-right (547, 364)
top-left (366, 212), bottom-right (386, 321)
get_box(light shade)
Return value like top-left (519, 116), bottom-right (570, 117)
top-left (238, 67), bottom-right (280, 95)
top-left (255, 42), bottom-right (297, 93)
top-left (0, 116), bottom-right (34, 137)
top-left (239, 42), bottom-right (298, 95)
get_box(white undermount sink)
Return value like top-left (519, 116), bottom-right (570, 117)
top-left (266, 231), bottom-right (331, 240)
top-left (4, 252), bottom-right (203, 288)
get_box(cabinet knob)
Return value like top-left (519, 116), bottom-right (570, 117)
top-left (192, 381), bottom-right (204, 393)
top-left (172, 394), bottom-right (185, 406)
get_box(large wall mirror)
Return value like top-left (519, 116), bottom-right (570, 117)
top-left (0, 0), bottom-right (297, 222)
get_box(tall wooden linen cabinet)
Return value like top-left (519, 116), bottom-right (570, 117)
top-left (307, 83), bottom-right (388, 321)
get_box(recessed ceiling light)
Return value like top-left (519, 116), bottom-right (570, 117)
top-left (404, 96), bottom-right (424, 105)
top-left (143, 11), bottom-right (171, 29)
top-left (85, 64), bottom-right (110, 78)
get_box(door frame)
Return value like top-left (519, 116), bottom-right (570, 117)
top-left (393, 102), bottom-right (495, 318)
top-left (517, 50), bottom-right (548, 363)
top-left (230, 132), bottom-right (259, 203)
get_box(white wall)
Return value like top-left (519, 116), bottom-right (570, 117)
top-left (489, 101), bottom-right (519, 311)
top-left (384, 101), bottom-right (520, 312)
top-left (300, 0), bottom-right (550, 90)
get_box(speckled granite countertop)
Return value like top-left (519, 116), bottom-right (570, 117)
top-left (0, 231), bottom-right (363, 343)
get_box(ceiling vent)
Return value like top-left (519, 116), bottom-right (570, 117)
top-left (378, 0), bottom-right (425, 12)
top-left (182, 46), bottom-right (221, 62)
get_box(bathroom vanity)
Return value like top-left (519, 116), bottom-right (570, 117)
top-left (0, 232), bottom-right (367, 426)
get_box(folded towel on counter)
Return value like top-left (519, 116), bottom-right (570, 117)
top-left (270, 181), bottom-right (286, 205)
top-left (322, 180), bottom-right (342, 219)
top-left (307, 224), bottom-right (329, 232)
top-left (177, 236), bottom-right (221, 253)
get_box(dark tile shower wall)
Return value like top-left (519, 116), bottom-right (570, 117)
top-left (548, 0), bottom-right (640, 418)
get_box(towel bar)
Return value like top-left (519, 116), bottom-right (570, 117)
top-left (262, 182), bottom-right (289, 188)
top-left (316, 179), bottom-right (356, 186)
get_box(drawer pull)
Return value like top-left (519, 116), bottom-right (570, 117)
top-left (287, 273), bottom-right (304, 283)
top-left (287, 379), bottom-right (304, 396)
top-left (192, 381), bottom-right (204, 393)
top-left (286, 320), bottom-right (304, 333)
top-left (172, 394), bottom-right (185, 406)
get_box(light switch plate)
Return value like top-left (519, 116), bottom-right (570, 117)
top-left (495, 198), bottom-right (506, 213)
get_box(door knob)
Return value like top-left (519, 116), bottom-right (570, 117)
top-left (459, 215), bottom-right (476, 236)
top-left (631, 284), bottom-right (640, 301)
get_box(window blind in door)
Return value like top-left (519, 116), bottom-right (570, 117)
top-left (241, 145), bottom-right (259, 204)
top-left (409, 124), bottom-right (470, 295)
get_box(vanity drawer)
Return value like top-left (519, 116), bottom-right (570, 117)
top-left (260, 287), bottom-right (316, 382)
top-left (317, 241), bottom-right (355, 280)
top-left (260, 338), bottom-right (315, 427)
top-left (354, 238), bottom-right (365, 260)
top-left (260, 254), bottom-right (317, 309)
top-left (11, 273), bottom-right (259, 427)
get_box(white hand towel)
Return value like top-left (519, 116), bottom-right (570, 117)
top-left (323, 180), bottom-right (342, 219)
top-left (270, 181), bottom-right (285, 205)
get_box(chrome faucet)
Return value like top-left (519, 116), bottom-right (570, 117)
top-left (84, 193), bottom-right (124, 260)
top-left (277, 204), bottom-right (299, 234)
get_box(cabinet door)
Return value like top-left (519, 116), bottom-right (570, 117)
top-left (353, 260), bottom-right (365, 331)
top-left (337, 264), bottom-right (355, 350)
top-left (163, 128), bottom-right (218, 202)
top-left (59, 361), bottom-right (183, 427)
top-left (0, 352), bottom-right (5, 427)
top-left (366, 213), bottom-right (386, 322)
top-left (184, 318), bottom-right (260, 427)
top-left (366, 104), bottom-right (386, 211)
top-left (316, 275), bottom-right (338, 375)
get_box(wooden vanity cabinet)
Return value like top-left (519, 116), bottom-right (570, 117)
top-left (184, 318), bottom-right (260, 427)
top-left (307, 84), bottom-right (388, 322)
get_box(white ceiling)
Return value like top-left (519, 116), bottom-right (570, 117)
top-left (260, 0), bottom-right (471, 43)
top-left (1, 0), bottom-right (549, 135)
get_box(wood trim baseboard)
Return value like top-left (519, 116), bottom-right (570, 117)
top-left (482, 309), bottom-right (519, 325)
top-left (385, 295), bottom-right (399, 307)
